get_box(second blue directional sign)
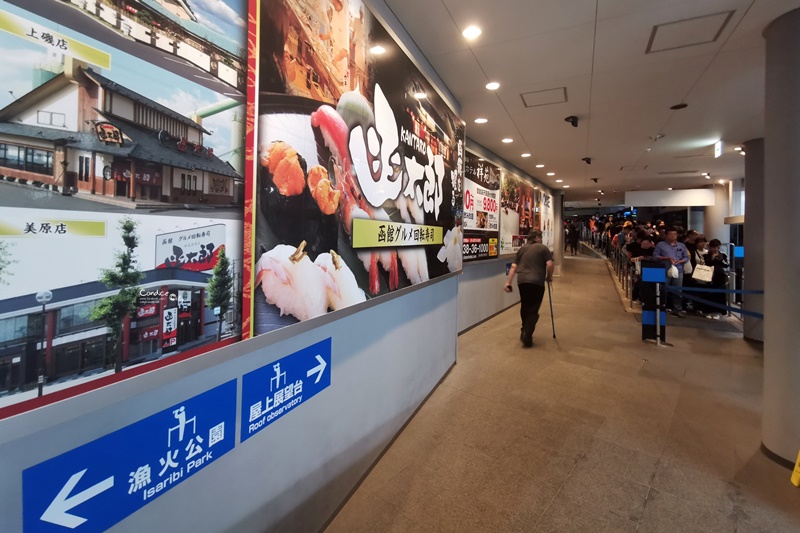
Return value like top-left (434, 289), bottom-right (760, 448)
top-left (240, 338), bottom-right (332, 442)
top-left (22, 380), bottom-right (237, 533)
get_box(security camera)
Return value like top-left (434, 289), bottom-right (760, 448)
top-left (582, 157), bottom-right (592, 165)
top-left (564, 115), bottom-right (578, 127)
top-left (591, 178), bottom-right (598, 183)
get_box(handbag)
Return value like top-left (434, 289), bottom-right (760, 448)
top-left (692, 264), bottom-right (714, 283)
top-left (683, 261), bottom-right (693, 275)
top-left (668, 265), bottom-right (679, 278)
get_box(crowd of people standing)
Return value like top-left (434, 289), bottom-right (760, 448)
top-left (569, 215), bottom-right (730, 319)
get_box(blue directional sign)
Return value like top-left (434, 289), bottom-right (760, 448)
top-left (240, 338), bottom-right (332, 442)
top-left (23, 380), bottom-right (237, 533)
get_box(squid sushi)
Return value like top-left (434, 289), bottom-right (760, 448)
top-left (314, 251), bottom-right (366, 310)
top-left (255, 241), bottom-right (334, 321)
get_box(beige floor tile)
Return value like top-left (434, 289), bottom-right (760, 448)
top-left (325, 254), bottom-right (784, 533)
top-left (579, 437), bottom-right (660, 486)
top-left (638, 488), bottom-right (736, 533)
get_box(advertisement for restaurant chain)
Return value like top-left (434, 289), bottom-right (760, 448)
top-left (0, 0), bottom-right (248, 413)
top-left (249, 0), bottom-right (465, 337)
top-left (462, 152), bottom-right (500, 261)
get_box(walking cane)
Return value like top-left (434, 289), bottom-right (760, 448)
top-left (547, 281), bottom-right (556, 338)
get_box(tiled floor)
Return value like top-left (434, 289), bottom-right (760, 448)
top-left (326, 255), bottom-right (799, 532)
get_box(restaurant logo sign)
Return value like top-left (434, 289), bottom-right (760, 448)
top-left (95, 122), bottom-right (124, 145)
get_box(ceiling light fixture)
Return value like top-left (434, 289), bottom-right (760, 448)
top-left (502, 138), bottom-right (513, 143)
top-left (670, 103), bottom-right (688, 110)
top-left (474, 118), bottom-right (488, 124)
top-left (740, 151), bottom-right (746, 155)
top-left (462, 26), bottom-right (482, 40)
top-left (535, 164), bottom-right (544, 168)
top-left (701, 172), bottom-right (708, 176)
top-left (705, 175), bottom-right (711, 179)
top-left (370, 45), bottom-right (386, 55)
top-left (521, 153), bottom-right (531, 157)
top-left (555, 179), bottom-right (563, 183)
top-left (733, 146), bottom-right (742, 151)
top-left (547, 172), bottom-right (555, 176)
top-left (413, 92), bottom-right (427, 99)
top-left (486, 82), bottom-right (500, 90)
top-left (668, 187), bottom-right (673, 190)
top-left (563, 185), bottom-right (570, 188)
top-left (718, 179), bottom-right (726, 184)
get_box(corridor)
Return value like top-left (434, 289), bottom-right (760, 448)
top-left (326, 255), bottom-right (796, 532)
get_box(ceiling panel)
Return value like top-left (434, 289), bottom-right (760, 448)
top-left (380, 0), bottom-right (800, 202)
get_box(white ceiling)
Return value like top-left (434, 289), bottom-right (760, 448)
top-left (383, 0), bottom-right (800, 208)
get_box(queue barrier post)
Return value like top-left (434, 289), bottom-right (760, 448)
top-left (640, 261), bottom-right (667, 343)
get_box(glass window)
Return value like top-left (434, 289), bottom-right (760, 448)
top-left (0, 144), bottom-right (24, 170)
top-left (0, 315), bottom-right (39, 344)
top-left (57, 301), bottom-right (103, 335)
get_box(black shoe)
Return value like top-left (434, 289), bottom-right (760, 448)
top-left (522, 338), bottom-right (533, 348)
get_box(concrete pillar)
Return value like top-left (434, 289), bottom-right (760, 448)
top-left (703, 183), bottom-right (730, 244)
top-left (763, 9), bottom-right (800, 462)
top-left (553, 191), bottom-right (564, 276)
top-left (743, 138), bottom-right (764, 342)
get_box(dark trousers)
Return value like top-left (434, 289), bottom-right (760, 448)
top-left (519, 283), bottom-right (546, 342)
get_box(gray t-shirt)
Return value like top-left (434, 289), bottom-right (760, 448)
top-left (514, 243), bottom-right (553, 285)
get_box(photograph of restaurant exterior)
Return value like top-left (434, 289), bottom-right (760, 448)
top-left (49, 0), bottom-right (246, 91)
top-left (0, 267), bottom-right (224, 395)
top-left (0, 58), bottom-right (242, 207)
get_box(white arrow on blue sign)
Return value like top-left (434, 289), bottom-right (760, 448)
top-left (23, 380), bottom-right (237, 532)
top-left (240, 338), bottom-right (332, 442)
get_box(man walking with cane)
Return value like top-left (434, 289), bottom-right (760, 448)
top-left (504, 230), bottom-right (554, 347)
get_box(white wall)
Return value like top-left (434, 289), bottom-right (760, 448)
top-left (458, 258), bottom-right (518, 333)
top-left (625, 188), bottom-right (716, 207)
top-left (110, 94), bottom-right (135, 122)
top-left (0, 278), bottom-right (458, 533)
top-left (177, 43), bottom-right (211, 71)
top-left (14, 84), bottom-right (79, 131)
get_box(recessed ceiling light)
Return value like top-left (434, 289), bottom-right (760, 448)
top-left (462, 26), bottom-right (481, 40)
top-left (413, 92), bottom-right (427, 99)
top-left (594, 198), bottom-right (599, 201)
top-left (733, 146), bottom-right (742, 151)
top-left (740, 151), bottom-right (746, 155)
top-left (502, 138), bottom-right (513, 143)
top-left (705, 176), bottom-right (711, 179)
top-left (555, 179), bottom-right (563, 183)
top-left (645, 148), bottom-right (652, 152)
top-left (474, 117), bottom-right (488, 124)
top-left (486, 82), bottom-right (500, 91)
top-left (478, 158), bottom-right (484, 161)
top-left (547, 172), bottom-right (555, 176)
top-left (718, 179), bottom-right (725, 184)
top-left (370, 45), bottom-right (386, 55)
top-left (670, 103), bottom-right (688, 110)
top-left (701, 172), bottom-right (708, 176)
top-left (535, 164), bottom-right (544, 168)
top-left (668, 187), bottom-right (673, 191)
top-left (521, 153), bottom-right (531, 158)
top-left (563, 185), bottom-right (570, 188)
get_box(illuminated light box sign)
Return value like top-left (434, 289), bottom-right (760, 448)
top-left (463, 152), bottom-right (500, 261)
top-left (248, 0), bottom-right (465, 337)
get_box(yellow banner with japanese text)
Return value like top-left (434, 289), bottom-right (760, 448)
top-left (351, 219), bottom-right (443, 248)
top-left (0, 11), bottom-right (111, 69)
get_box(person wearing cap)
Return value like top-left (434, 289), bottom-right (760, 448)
top-left (504, 230), bottom-right (554, 347)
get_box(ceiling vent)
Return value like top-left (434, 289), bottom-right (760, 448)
top-left (657, 170), bottom-right (699, 175)
top-left (619, 165), bottom-right (648, 172)
top-left (646, 11), bottom-right (735, 54)
top-left (521, 87), bottom-right (567, 108)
